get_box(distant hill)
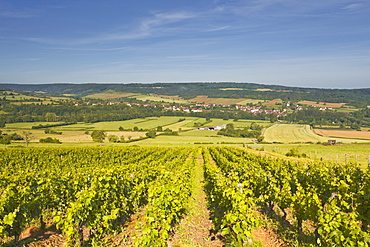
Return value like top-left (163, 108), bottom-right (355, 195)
top-left (1, 82), bottom-right (369, 106)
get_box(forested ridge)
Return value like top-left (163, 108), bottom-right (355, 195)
top-left (1, 82), bottom-right (370, 105)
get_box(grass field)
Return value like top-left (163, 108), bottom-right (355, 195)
top-left (203, 119), bottom-right (270, 128)
top-left (84, 91), bottom-right (138, 99)
top-left (1, 91), bottom-right (45, 101)
top-left (263, 99), bottom-right (283, 106)
top-left (188, 96), bottom-right (262, 105)
top-left (263, 124), bottom-right (370, 143)
top-left (55, 117), bottom-right (194, 131)
top-left (129, 94), bottom-right (189, 103)
top-left (4, 122), bottom-right (61, 129)
top-left (314, 128), bottom-right (370, 140)
top-left (298, 100), bottom-right (345, 108)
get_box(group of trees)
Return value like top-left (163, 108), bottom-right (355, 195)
top-left (217, 123), bottom-right (264, 142)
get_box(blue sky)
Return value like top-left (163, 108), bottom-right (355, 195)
top-left (0, 0), bottom-right (369, 88)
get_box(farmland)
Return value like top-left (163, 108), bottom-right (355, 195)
top-left (189, 95), bottom-right (263, 105)
top-left (85, 91), bottom-right (138, 99)
top-left (298, 100), bottom-right (346, 108)
top-left (314, 128), bottom-right (370, 140)
top-left (1, 146), bottom-right (370, 246)
top-left (263, 124), bottom-right (370, 143)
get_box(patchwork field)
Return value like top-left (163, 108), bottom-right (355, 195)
top-left (55, 117), bottom-right (197, 131)
top-left (263, 98), bottom-right (283, 106)
top-left (298, 100), bottom-right (346, 108)
top-left (85, 91), bottom-right (138, 99)
top-left (189, 95), bottom-right (262, 105)
top-left (263, 124), bottom-right (369, 143)
top-left (129, 94), bottom-right (189, 103)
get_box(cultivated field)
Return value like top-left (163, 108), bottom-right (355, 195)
top-left (314, 128), bottom-right (370, 140)
top-left (263, 98), bottom-right (283, 106)
top-left (188, 95), bottom-right (262, 105)
top-left (84, 91), bottom-right (138, 99)
top-left (129, 94), bottom-right (189, 103)
top-left (254, 143), bottom-right (370, 168)
top-left (263, 124), bottom-right (370, 143)
top-left (298, 100), bottom-right (346, 108)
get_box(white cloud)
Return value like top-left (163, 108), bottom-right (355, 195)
top-left (342, 3), bottom-right (362, 10)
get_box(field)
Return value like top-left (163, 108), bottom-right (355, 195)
top-left (263, 124), bottom-right (370, 143)
top-left (188, 95), bottom-right (262, 105)
top-left (1, 91), bottom-right (45, 101)
top-left (298, 100), bottom-right (346, 108)
top-left (56, 117), bottom-right (194, 131)
top-left (314, 128), bottom-right (370, 140)
top-left (129, 94), bottom-right (189, 103)
top-left (254, 143), bottom-right (370, 168)
top-left (263, 98), bottom-right (283, 106)
top-left (85, 91), bottom-right (139, 99)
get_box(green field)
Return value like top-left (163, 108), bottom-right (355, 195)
top-left (61, 117), bottom-right (198, 131)
top-left (4, 122), bottom-right (61, 129)
top-left (3, 120), bottom-right (369, 166)
top-left (263, 124), bottom-right (369, 143)
top-left (129, 94), bottom-right (189, 103)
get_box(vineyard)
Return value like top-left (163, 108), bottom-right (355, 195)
top-left (1, 147), bottom-right (370, 246)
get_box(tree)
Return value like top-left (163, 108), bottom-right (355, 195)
top-left (45, 112), bottom-right (57, 122)
top-left (108, 135), bottom-right (119, 143)
top-left (22, 131), bottom-right (34, 147)
top-left (156, 126), bottom-right (163, 132)
top-left (118, 126), bottom-right (124, 131)
top-left (0, 135), bottom-right (11, 145)
top-left (145, 130), bottom-right (157, 138)
top-left (91, 130), bottom-right (106, 142)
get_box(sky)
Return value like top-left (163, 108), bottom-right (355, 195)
top-left (0, 0), bottom-right (369, 88)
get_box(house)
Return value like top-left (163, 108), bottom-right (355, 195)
top-left (327, 140), bottom-right (339, 145)
top-left (198, 124), bottom-right (226, 131)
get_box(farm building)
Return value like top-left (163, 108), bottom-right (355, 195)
top-left (327, 140), bottom-right (341, 145)
top-left (198, 124), bottom-right (226, 131)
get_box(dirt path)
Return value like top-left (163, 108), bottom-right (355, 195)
top-left (168, 154), bottom-right (224, 247)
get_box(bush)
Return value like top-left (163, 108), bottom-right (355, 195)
top-left (286, 148), bottom-right (307, 158)
top-left (39, 137), bottom-right (61, 143)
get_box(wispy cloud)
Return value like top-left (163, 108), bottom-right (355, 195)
top-left (46, 47), bottom-right (130, 51)
top-left (205, 26), bottom-right (230, 32)
top-left (342, 3), bottom-right (362, 10)
top-left (0, 10), bottom-right (37, 18)
top-left (166, 55), bottom-right (208, 59)
top-left (21, 11), bottom-right (195, 47)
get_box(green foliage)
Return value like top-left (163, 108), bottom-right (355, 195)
top-left (0, 134), bottom-right (11, 145)
top-left (90, 130), bottom-right (106, 142)
top-left (145, 129), bottom-right (157, 138)
top-left (39, 137), bottom-right (61, 143)
top-left (107, 134), bottom-right (119, 143)
top-left (285, 148), bottom-right (307, 158)
top-left (44, 128), bottom-right (62, 134)
top-left (218, 122), bottom-right (263, 139)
